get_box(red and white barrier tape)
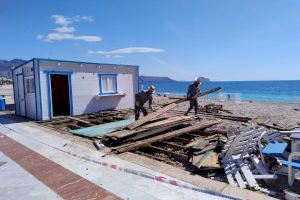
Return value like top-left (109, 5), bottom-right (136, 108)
top-left (2, 126), bottom-right (244, 200)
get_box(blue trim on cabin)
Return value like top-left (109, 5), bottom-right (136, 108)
top-left (21, 68), bottom-right (27, 117)
top-left (46, 73), bottom-right (52, 119)
top-left (68, 74), bottom-right (74, 116)
top-left (13, 58), bottom-right (35, 71)
top-left (43, 70), bottom-right (73, 75)
top-left (37, 58), bottom-right (138, 68)
top-left (37, 60), bottom-right (43, 120)
top-left (13, 58), bottom-right (138, 72)
top-left (98, 74), bottom-right (118, 95)
top-left (44, 71), bottom-right (74, 119)
top-left (12, 69), bottom-right (17, 114)
top-left (16, 73), bottom-right (23, 116)
top-left (33, 61), bottom-right (38, 120)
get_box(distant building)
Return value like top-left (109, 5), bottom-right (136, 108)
top-left (12, 58), bottom-right (139, 120)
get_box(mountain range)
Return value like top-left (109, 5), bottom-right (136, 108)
top-left (0, 59), bottom-right (26, 77)
top-left (0, 59), bottom-right (210, 82)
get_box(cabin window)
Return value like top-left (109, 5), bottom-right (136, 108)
top-left (25, 78), bottom-right (35, 93)
top-left (99, 74), bottom-right (117, 94)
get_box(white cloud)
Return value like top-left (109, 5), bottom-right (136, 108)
top-left (37, 14), bottom-right (100, 42)
top-left (54, 26), bottom-right (75, 33)
top-left (105, 54), bottom-right (123, 58)
top-left (73, 15), bottom-right (94, 23)
top-left (88, 47), bottom-right (165, 56)
top-left (74, 35), bottom-right (102, 42)
top-left (41, 33), bottom-right (102, 42)
top-left (51, 15), bottom-right (94, 26)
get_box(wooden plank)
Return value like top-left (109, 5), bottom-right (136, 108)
top-left (108, 118), bottom-right (188, 139)
top-left (194, 142), bottom-right (218, 155)
top-left (185, 139), bottom-right (208, 149)
top-left (127, 103), bottom-right (178, 130)
top-left (193, 151), bottom-right (212, 168)
top-left (68, 116), bottom-right (93, 127)
top-left (123, 124), bottom-right (183, 142)
top-left (192, 87), bottom-right (222, 99)
top-left (107, 129), bottom-right (139, 139)
top-left (193, 140), bottom-right (209, 150)
top-left (112, 120), bottom-right (221, 154)
top-left (164, 87), bottom-right (222, 105)
top-left (193, 151), bottom-right (220, 168)
top-left (141, 116), bottom-right (192, 129)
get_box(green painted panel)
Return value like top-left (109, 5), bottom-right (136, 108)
top-left (71, 116), bottom-right (134, 137)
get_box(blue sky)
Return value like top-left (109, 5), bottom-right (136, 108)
top-left (1, 0), bottom-right (300, 81)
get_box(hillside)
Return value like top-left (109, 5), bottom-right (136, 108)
top-left (0, 59), bottom-right (26, 77)
top-left (139, 76), bottom-right (176, 82)
top-left (139, 75), bottom-right (210, 82)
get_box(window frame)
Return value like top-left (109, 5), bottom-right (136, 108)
top-left (25, 77), bottom-right (35, 94)
top-left (98, 74), bottom-right (118, 95)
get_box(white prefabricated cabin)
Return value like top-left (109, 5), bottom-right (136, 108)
top-left (12, 58), bottom-right (139, 120)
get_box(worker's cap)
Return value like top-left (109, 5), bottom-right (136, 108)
top-left (195, 77), bottom-right (203, 83)
top-left (148, 85), bottom-right (156, 93)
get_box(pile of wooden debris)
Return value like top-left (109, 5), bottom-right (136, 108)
top-left (37, 109), bottom-right (133, 133)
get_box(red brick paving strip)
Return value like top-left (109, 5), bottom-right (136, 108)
top-left (0, 133), bottom-right (122, 200)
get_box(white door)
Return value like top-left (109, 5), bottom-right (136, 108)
top-left (17, 75), bottom-right (26, 116)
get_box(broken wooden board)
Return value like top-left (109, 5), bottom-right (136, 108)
top-left (192, 140), bottom-right (210, 150)
top-left (193, 142), bottom-right (218, 155)
top-left (123, 122), bottom-right (188, 143)
top-left (112, 120), bottom-right (222, 154)
top-left (142, 115), bottom-right (192, 129)
top-left (127, 103), bottom-right (178, 130)
top-left (198, 113), bottom-right (251, 122)
top-left (164, 87), bottom-right (222, 105)
top-left (107, 116), bottom-right (191, 140)
top-left (185, 139), bottom-right (208, 149)
top-left (192, 151), bottom-right (220, 168)
top-left (258, 122), bottom-right (299, 131)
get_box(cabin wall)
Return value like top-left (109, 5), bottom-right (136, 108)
top-left (23, 61), bottom-right (36, 119)
top-left (12, 61), bottom-right (36, 119)
top-left (38, 59), bottom-right (138, 120)
top-left (12, 67), bottom-right (23, 116)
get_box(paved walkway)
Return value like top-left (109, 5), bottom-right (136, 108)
top-left (0, 133), bottom-right (120, 200)
top-left (0, 114), bottom-right (243, 200)
top-left (0, 152), bottom-right (62, 200)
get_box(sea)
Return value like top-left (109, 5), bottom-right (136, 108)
top-left (139, 80), bottom-right (300, 103)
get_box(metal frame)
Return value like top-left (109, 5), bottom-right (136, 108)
top-left (44, 70), bottom-right (73, 119)
top-left (288, 152), bottom-right (300, 186)
top-left (98, 74), bottom-right (118, 95)
top-left (33, 60), bottom-right (38, 119)
top-left (21, 67), bottom-right (27, 117)
top-left (16, 73), bottom-right (25, 117)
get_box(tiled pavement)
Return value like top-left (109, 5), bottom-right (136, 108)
top-left (0, 133), bottom-right (120, 200)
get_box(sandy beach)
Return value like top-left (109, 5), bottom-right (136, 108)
top-left (154, 95), bottom-right (300, 132)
